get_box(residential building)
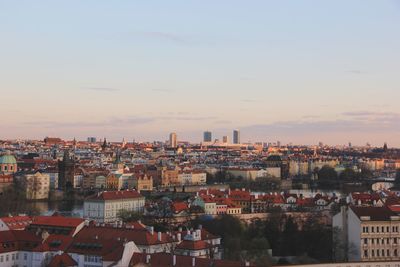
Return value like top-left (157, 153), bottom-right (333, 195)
top-left (19, 171), bottom-right (50, 200)
top-left (83, 190), bottom-right (145, 223)
top-left (333, 206), bottom-right (400, 262)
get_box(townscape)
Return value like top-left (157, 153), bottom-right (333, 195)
top-left (1, 134), bottom-right (400, 267)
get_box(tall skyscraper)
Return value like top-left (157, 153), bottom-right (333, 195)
top-left (169, 132), bottom-right (177, 148)
top-left (87, 137), bottom-right (97, 143)
top-left (233, 130), bottom-right (240, 144)
top-left (222, 135), bottom-right (229, 143)
top-left (203, 131), bottom-right (212, 142)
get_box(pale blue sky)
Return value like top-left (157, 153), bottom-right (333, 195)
top-left (1, 1), bottom-right (399, 146)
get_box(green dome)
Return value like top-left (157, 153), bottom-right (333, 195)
top-left (0, 154), bottom-right (17, 165)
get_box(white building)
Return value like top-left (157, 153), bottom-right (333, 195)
top-left (83, 190), bottom-right (145, 223)
top-left (333, 205), bottom-right (400, 262)
top-left (19, 171), bottom-right (50, 200)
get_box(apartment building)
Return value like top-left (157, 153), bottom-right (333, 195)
top-left (83, 190), bottom-right (145, 223)
top-left (333, 205), bottom-right (400, 262)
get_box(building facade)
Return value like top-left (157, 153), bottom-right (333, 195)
top-left (84, 190), bottom-right (145, 223)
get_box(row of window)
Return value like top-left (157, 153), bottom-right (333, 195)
top-left (0, 252), bottom-right (28, 262)
top-left (363, 238), bottom-right (398, 245)
top-left (84, 254), bottom-right (102, 263)
top-left (1, 165), bottom-right (14, 171)
top-left (362, 226), bottom-right (399, 233)
top-left (364, 249), bottom-right (398, 258)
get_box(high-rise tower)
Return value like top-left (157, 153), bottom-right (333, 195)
top-left (233, 130), bottom-right (240, 144)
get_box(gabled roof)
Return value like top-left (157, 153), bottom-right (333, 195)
top-left (73, 225), bottom-right (173, 246)
top-left (48, 253), bottom-right (77, 267)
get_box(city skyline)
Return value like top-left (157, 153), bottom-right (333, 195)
top-left (1, 1), bottom-right (399, 146)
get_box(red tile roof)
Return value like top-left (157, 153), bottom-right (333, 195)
top-left (48, 253), bottom-right (77, 267)
top-left (86, 190), bottom-right (143, 201)
top-left (351, 206), bottom-right (398, 221)
top-left (0, 216), bottom-right (32, 230)
top-left (172, 202), bottom-right (189, 213)
top-left (73, 225), bottom-right (173, 246)
top-left (31, 214), bottom-right (84, 228)
top-left (175, 239), bottom-right (211, 250)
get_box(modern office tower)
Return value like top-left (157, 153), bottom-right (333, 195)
top-left (233, 130), bottom-right (240, 144)
top-left (203, 131), bottom-right (212, 142)
top-left (169, 132), bottom-right (177, 148)
top-left (87, 137), bottom-right (97, 143)
top-left (222, 135), bottom-right (229, 143)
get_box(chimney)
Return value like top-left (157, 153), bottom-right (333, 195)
top-left (158, 231), bottom-right (162, 241)
top-left (192, 257), bottom-right (196, 267)
top-left (146, 254), bottom-right (151, 264)
top-left (173, 255), bottom-right (176, 266)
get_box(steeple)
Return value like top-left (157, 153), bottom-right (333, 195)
top-left (102, 138), bottom-right (107, 150)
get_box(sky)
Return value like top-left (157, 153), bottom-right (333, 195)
top-left (0, 0), bottom-right (399, 146)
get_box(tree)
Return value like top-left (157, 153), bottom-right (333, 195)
top-left (339, 168), bottom-right (357, 181)
top-left (395, 170), bottom-right (400, 186)
top-left (318, 166), bottom-right (338, 181)
top-left (117, 210), bottom-right (143, 222)
top-left (281, 216), bottom-right (299, 256)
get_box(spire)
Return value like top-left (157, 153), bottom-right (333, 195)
top-left (102, 138), bottom-right (107, 150)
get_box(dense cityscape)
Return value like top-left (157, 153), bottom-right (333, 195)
top-left (2, 1), bottom-right (399, 267)
top-left (1, 132), bottom-right (400, 266)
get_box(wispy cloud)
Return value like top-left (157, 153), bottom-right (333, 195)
top-left (241, 111), bottom-right (400, 136)
top-left (23, 114), bottom-right (217, 129)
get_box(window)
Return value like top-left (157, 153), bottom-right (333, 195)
top-left (364, 250), bottom-right (368, 257)
top-left (372, 227), bottom-right (375, 233)
top-left (395, 249), bottom-right (398, 257)
top-left (387, 250), bottom-right (390, 257)
top-left (377, 250), bottom-right (380, 257)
